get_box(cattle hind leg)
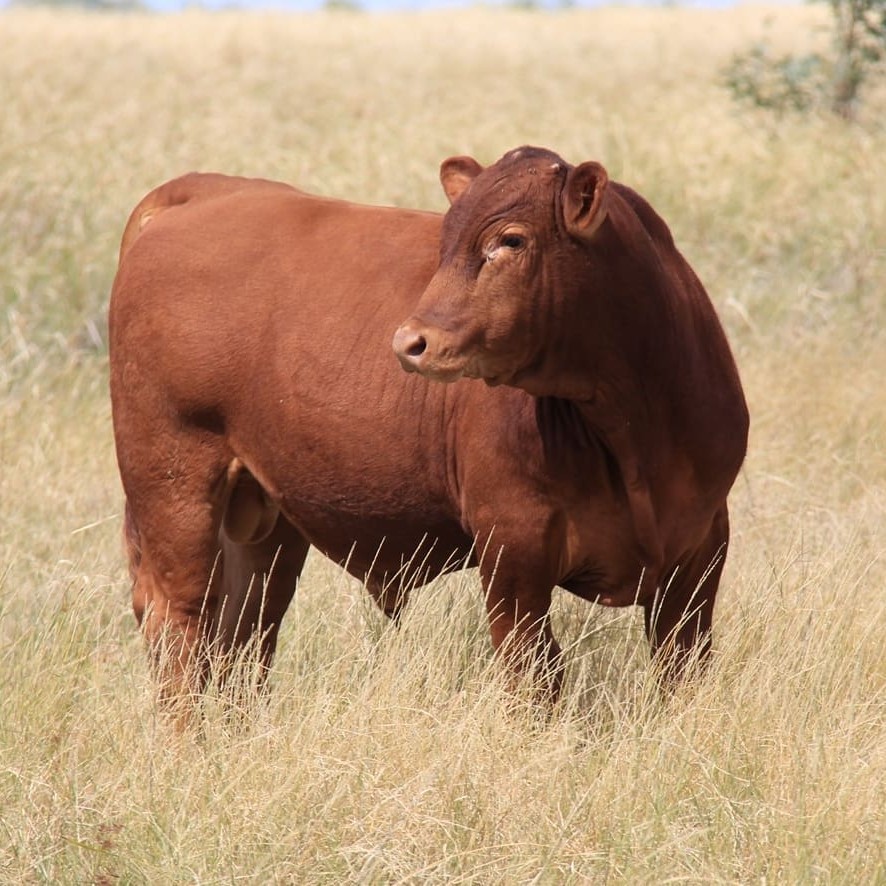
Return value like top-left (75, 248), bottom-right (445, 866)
top-left (118, 424), bottom-right (306, 721)
top-left (124, 471), bottom-right (227, 720)
top-left (643, 507), bottom-right (730, 683)
top-left (210, 512), bottom-right (309, 699)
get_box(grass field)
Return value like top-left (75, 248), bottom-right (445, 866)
top-left (1, 5), bottom-right (885, 882)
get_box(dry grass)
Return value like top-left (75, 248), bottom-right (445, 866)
top-left (1, 5), bottom-right (885, 882)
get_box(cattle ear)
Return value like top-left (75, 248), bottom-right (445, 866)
top-left (440, 156), bottom-right (484, 205)
top-left (563, 161), bottom-right (610, 239)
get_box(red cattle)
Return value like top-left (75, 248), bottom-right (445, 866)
top-left (109, 147), bottom-right (747, 708)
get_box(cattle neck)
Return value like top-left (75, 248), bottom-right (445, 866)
top-left (531, 191), bottom-right (748, 568)
top-left (530, 392), bottom-right (660, 568)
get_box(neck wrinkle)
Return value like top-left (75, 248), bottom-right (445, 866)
top-left (576, 396), bottom-right (665, 571)
top-left (534, 394), bottom-right (664, 572)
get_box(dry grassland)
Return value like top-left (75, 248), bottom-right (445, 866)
top-left (1, 6), bottom-right (884, 882)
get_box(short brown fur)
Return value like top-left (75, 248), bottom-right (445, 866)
top-left (109, 147), bottom-right (747, 707)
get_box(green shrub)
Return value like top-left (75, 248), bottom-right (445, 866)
top-left (725, 0), bottom-right (886, 119)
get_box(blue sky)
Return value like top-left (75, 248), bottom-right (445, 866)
top-left (13, 0), bottom-right (747, 12)
top-left (155, 0), bottom-right (736, 8)
top-left (1, 0), bottom-right (797, 13)
top-left (144, 0), bottom-right (570, 8)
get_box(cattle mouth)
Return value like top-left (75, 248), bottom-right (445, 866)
top-left (404, 366), bottom-right (471, 384)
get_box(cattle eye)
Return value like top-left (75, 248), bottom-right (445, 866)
top-left (501, 234), bottom-right (526, 250)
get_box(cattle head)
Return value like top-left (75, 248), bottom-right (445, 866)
top-left (393, 146), bottom-right (614, 397)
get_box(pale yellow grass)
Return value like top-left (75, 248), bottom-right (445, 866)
top-left (1, 6), bottom-right (884, 883)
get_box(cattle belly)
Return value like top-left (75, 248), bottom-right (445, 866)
top-left (560, 576), bottom-right (642, 607)
top-left (273, 502), bottom-right (474, 591)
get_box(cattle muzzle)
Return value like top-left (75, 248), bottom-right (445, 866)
top-left (392, 321), bottom-right (468, 382)
top-left (392, 324), bottom-right (428, 373)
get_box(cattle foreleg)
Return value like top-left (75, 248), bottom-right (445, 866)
top-left (643, 507), bottom-right (729, 683)
top-left (478, 535), bottom-right (563, 703)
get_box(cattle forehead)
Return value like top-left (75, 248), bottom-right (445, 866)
top-left (439, 148), bottom-right (571, 256)
top-left (499, 145), bottom-right (566, 169)
top-left (447, 149), bottom-right (568, 229)
top-left (489, 154), bottom-right (567, 193)
top-left (479, 147), bottom-right (568, 199)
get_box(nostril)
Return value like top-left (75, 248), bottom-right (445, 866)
top-left (393, 326), bottom-right (430, 367)
top-left (406, 335), bottom-right (427, 358)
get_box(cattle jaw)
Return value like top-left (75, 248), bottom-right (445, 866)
top-left (392, 320), bottom-right (524, 387)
